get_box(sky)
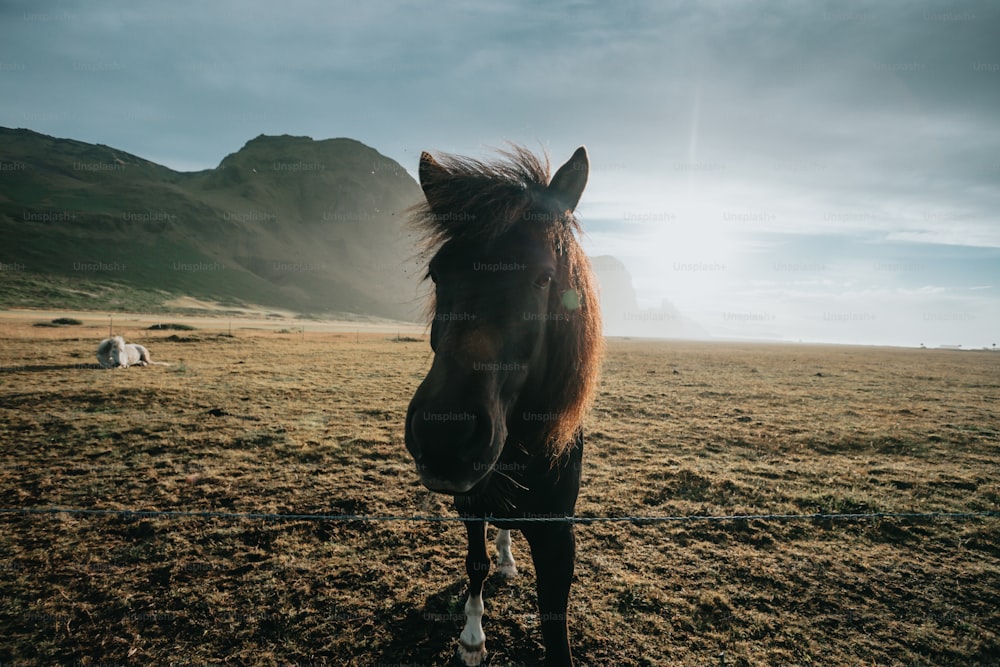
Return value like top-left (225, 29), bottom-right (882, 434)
top-left (2, 0), bottom-right (998, 348)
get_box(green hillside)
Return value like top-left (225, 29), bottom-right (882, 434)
top-left (0, 128), bottom-right (425, 319)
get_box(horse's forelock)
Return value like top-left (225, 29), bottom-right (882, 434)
top-left (411, 146), bottom-right (586, 310)
top-left (410, 145), bottom-right (554, 250)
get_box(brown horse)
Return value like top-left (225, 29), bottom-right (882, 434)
top-left (405, 145), bottom-right (603, 666)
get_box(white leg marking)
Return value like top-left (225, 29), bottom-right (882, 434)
top-left (458, 592), bottom-right (486, 666)
top-left (496, 528), bottom-right (517, 579)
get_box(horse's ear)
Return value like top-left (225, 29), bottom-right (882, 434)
top-left (548, 146), bottom-right (588, 214)
top-left (419, 151), bottom-right (447, 200)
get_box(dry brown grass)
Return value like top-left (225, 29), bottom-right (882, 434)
top-left (1, 316), bottom-right (997, 666)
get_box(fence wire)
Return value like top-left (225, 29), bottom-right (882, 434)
top-left (1, 506), bottom-right (997, 525)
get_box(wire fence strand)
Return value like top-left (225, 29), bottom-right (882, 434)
top-left (1, 506), bottom-right (997, 525)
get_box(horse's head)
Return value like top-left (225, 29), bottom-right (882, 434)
top-left (109, 335), bottom-right (127, 367)
top-left (405, 146), bottom-right (600, 495)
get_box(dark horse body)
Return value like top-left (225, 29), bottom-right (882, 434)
top-left (405, 146), bottom-right (602, 666)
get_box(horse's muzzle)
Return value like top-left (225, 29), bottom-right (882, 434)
top-left (405, 406), bottom-right (500, 495)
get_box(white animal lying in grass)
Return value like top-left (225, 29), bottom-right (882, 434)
top-left (96, 336), bottom-right (169, 368)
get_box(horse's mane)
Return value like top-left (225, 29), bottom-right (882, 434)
top-left (411, 145), bottom-right (603, 459)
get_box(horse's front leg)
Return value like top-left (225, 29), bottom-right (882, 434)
top-left (459, 519), bottom-right (490, 666)
top-left (496, 528), bottom-right (517, 579)
top-left (523, 523), bottom-right (576, 667)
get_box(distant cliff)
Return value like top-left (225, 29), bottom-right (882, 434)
top-left (591, 255), bottom-right (708, 339)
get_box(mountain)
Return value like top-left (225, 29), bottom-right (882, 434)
top-left (1, 128), bottom-right (704, 337)
top-left (591, 255), bottom-right (708, 339)
top-left (0, 128), bottom-right (426, 319)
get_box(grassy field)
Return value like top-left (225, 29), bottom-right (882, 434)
top-left (0, 313), bottom-right (997, 666)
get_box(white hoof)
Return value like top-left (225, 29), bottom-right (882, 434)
top-left (458, 641), bottom-right (486, 666)
top-left (496, 561), bottom-right (518, 579)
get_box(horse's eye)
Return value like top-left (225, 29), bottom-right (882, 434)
top-left (533, 272), bottom-right (553, 289)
